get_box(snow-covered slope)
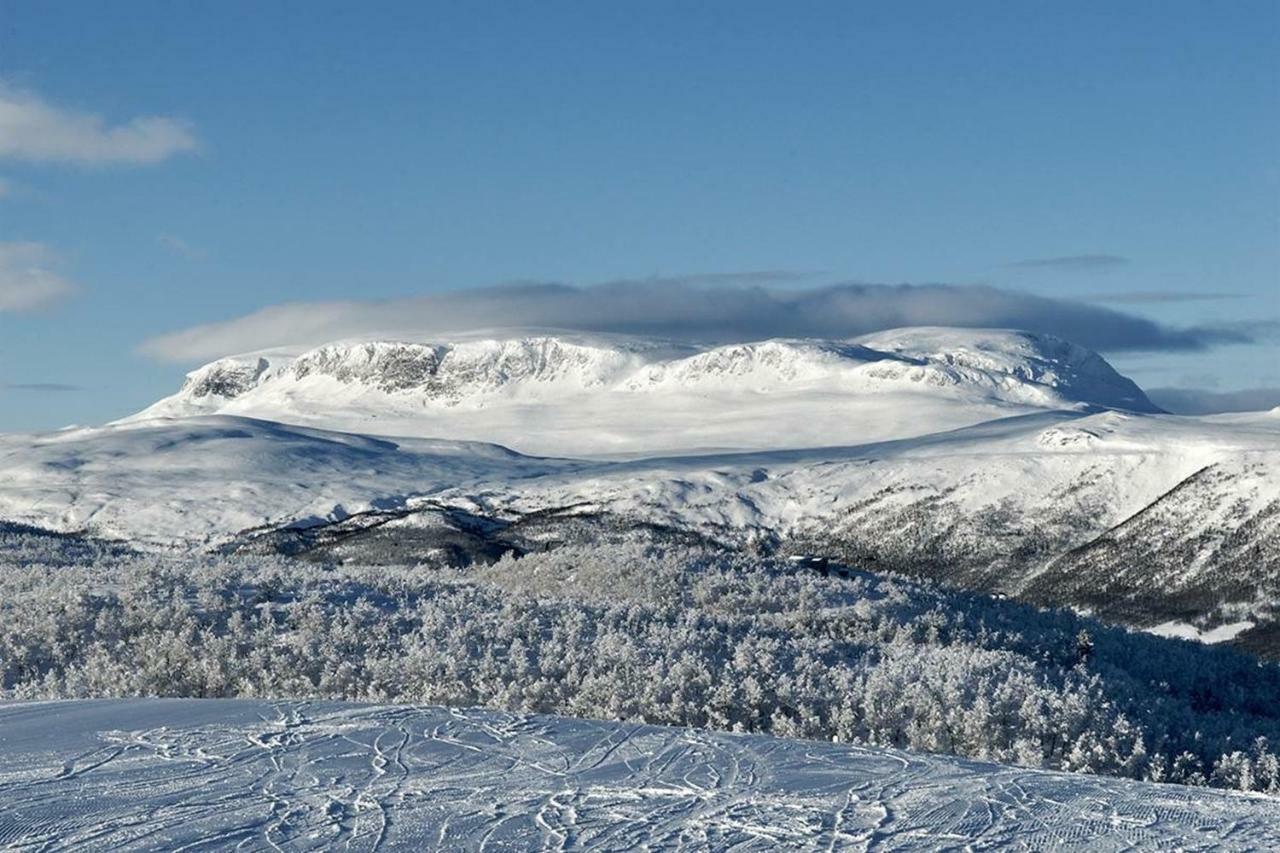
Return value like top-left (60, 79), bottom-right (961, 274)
top-left (129, 328), bottom-right (1159, 456)
top-left (4, 406), bottom-right (1276, 649)
top-left (0, 416), bottom-right (578, 544)
top-left (3, 327), bottom-right (1275, 649)
top-left (13, 407), bottom-right (1274, 553)
top-left (1, 700), bottom-right (1275, 851)
top-left (439, 408), bottom-right (1280, 626)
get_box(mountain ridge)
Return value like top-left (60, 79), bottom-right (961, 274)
top-left (128, 327), bottom-right (1160, 457)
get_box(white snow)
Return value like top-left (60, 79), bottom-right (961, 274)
top-left (0, 416), bottom-right (578, 544)
top-left (2, 405), bottom-right (1277, 554)
top-left (0, 699), bottom-right (1275, 851)
top-left (1148, 620), bottom-right (1257, 644)
top-left (125, 328), bottom-right (1160, 457)
top-left (1, 327), bottom-right (1275, 636)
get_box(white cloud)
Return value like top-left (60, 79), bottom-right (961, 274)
top-left (138, 277), bottom-right (1259, 362)
top-left (0, 242), bottom-right (76, 312)
top-left (0, 84), bottom-right (197, 165)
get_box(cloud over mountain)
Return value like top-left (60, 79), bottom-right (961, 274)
top-left (139, 278), bottom-right (1261, 362)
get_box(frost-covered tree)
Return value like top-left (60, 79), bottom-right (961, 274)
top-left (3, 534), bottom-right (1280, 794)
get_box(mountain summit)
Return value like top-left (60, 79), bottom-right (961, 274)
top-left (130, 327), bottom-right (1159, 456)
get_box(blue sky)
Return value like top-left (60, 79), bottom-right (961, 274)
top-left (1, 0), bottom-right (1277, 430)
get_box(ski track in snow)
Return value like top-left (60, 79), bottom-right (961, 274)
top-left (0, 700), bottom-right (1276, 851)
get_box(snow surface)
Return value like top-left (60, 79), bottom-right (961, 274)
top-left (2, 406), bottom-right (1277, 551)
top-left (0, 700), bottom-right (1276, 851)
top-left (128, 328), bottom-right (1159, 457)
top-left (0, 416), bottom-right (578, 544)
top-left (486, 407), bottom-right (1280, 538)
top-left (1148, 620), bottom-right (1257, 644)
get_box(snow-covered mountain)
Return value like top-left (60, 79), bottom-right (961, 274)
top-left (4, 326), bottom-right (1276, 652)
top-left (129, 328), bottom-right (1160, 456)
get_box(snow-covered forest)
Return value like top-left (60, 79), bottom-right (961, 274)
top-left (4, 529), bottom-right (1280, 795)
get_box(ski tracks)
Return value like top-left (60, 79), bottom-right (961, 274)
top-left (0, 700), bottom-right (1278, 850)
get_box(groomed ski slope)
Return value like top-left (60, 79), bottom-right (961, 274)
top-left (0, 700), bottom-right (1276, 851)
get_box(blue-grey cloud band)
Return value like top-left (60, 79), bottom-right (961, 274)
top-left (1006, 254), bottom-right (1129, 271)
top-left (1081, 291), bottom-right (1248, 305)
top-left (138, 280), bottom-right (1273, 363)
top-left (0, 382), bottom-right (80, 392)
top-left (1145, 386), bottom-right (1280, 415)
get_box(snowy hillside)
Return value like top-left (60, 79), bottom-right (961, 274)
top-left (2, 407), bottom-right (1277, 651)
top-left (1, 700), bottom-right (1276, 851)
top-left (0, 417), bottom-right (577, 544)
top-left (1, 326), bottom-right (1275, 650)
top-left (7, 407), bottom-right (1273, 555)
top-left (129, 328), bottom-right (1159, 456)
top-left (474, 408), bottom-right (1280, 644)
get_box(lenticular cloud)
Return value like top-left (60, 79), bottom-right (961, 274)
top-left (140, 278), bottom-right (1254, 362)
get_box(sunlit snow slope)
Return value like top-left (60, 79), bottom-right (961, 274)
top-left (0, 417), bottom-right (578, 544)
top-left (129, 328), bottom-right (1159, 456)
top-left (0, 700), bottom-right (1275, 852)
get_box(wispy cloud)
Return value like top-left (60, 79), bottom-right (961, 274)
top-left (157, 233), bottom-right (207, 260)
top-left (0, 242), bottom-right (76, 312)
top-left (0, 83), bottom-right (197, 165)
top-left (0, 382), bottom-right (79, 392)
top-left (138, 277), bottom-right (1267, 362)
top-left (1146, 386), bottom-right (1280, 415)
top-left (1082, 290), bottom-right (1248, 304)
top-left (1007, 254), bottom-right (1129, 272)
top-left (645, 270), bottom-right (822, 286)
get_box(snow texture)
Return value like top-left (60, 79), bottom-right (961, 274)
top-left (0, 699), bottom-right (1277, 851)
